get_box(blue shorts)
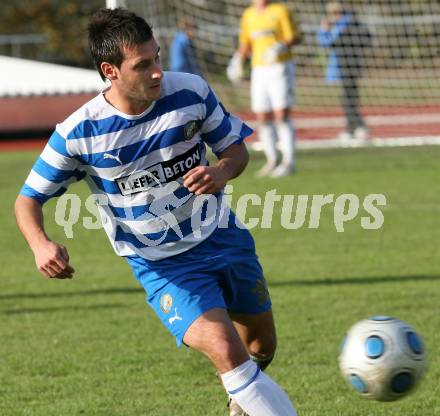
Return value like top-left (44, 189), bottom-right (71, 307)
top-left (126, 220), bottom-right (271, 347)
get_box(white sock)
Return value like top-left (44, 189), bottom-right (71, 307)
top-left (221, 360), bottom-right (297, 416)
top-left (275, 120), bottom-right (295, 167)
top-left (258, 122), bottom-right (277, 166)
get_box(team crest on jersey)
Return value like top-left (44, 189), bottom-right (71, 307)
top-left (183, 120), bottom-right (198, 141)
top-left (160, 293), bottom-right (173, 313)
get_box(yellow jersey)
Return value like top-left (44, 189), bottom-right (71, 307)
top-left (239, 3), bottom-right (299, 68)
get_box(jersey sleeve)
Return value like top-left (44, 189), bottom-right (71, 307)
top-left (238, 10), bottom-right (251, 49)
top-left (19, 130), bottom-right (86, 204)
top-left (200, 84), bottom-right (253, 156)
top-left (317, 16), bottom-right (351, 48)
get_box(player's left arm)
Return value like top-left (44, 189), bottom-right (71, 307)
top-left (280, 7), bottom-right (302, 47)
top-left (238, 10), bottom-right (252, 59)
top-left (186, 81), bottom-right (252, 194)
top-left (183, 142), bottom-right (249, 195)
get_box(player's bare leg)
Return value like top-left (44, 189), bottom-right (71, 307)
top-left (183, 308), bottom-right (249, 415)
top-left (184, 308), bottom-right (296, 416)
top-left (183, 307), bottom-right (249, 373)
top-left (227, 310), bottom-right (277, 415)
top-left (230, 309), bottom-right (277, 368)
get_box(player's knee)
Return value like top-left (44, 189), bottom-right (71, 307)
top-left (249, 334), bottom-right (277, 358)
top-left (275, 112), bottom-right (291, 123)
top-left (257, 112), bottom-right (274, 123)
top-left (249, 333), bottom-right (277, 371)
top-left (205, 335), bottom-right (248, 370)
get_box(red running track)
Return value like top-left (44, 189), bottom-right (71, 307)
top-left (1, 105), bottom-right (440, 151)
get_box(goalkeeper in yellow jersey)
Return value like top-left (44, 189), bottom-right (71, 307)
top-left (228, 0), bottom-right (301, 177)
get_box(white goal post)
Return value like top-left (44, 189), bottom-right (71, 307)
top-left (106, 0), bottom-right (127, 9)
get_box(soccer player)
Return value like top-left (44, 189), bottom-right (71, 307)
top-left (14, 8), bottom-right (297, 416)
top-left (227, 0), bottom-right (301, 177)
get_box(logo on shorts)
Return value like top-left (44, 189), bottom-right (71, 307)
top-left (251, 278), bottom-right (270, 307)
top-left (160, 293), bottom-right (173, 313)
top-left (168, 308), bottom-right (183, 325)
top-left (183, 120), bottom-right (198, 141)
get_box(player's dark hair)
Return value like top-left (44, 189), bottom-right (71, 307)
top-left (88, 8), bottom-right (153, 81)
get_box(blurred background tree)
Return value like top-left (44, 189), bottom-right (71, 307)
top-left (0, 0), bottom-right (103, 66)
top-left (0, 0), bottom-right (438, 69)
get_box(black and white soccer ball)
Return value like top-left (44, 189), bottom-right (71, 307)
top-left (339, 316), bottom-right (427, 401)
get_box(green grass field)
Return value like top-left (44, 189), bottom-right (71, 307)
top-left (1, 146), bottom-right (439, 415)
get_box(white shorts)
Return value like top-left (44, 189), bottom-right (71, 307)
top-left (250, 61), bottom-right (296, 113)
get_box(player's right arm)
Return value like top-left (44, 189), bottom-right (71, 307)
top-left (15, 195), bottom-right (74, 279)
top-left (15, 129), bottom-right (84, 279)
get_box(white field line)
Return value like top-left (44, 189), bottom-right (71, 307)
top-left (245, 112), bottom-right (440, 149)
top-left (299, 136), bottom-right (440, 150)
top-left (249, 135), bottom-right (440, 151)
top-left (245, 112), bottom-right (440, 130)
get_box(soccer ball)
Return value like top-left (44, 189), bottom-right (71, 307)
top-left (339, 316), bottom-right (427, 401)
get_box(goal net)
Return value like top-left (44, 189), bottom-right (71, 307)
top-left (114, 0), bottom-right (440, 143)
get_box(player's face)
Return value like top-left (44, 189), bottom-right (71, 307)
top-left (117, 39), bottom-right (163, 105)
top-left (253, 0), bottom-right (270, 7)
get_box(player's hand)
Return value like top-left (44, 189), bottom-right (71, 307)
top-left (264, 42), bottom-right (288, 65)
top-left (226, 52), bottom-right (244, 84)
top-left (32, 240), bottom-right (75, 279)
top-left (183, 165), bottom-right (229, 195)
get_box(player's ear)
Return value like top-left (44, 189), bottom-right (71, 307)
top-left (101, 62), bottom-right (118, 81)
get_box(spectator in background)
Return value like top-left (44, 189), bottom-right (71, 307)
top-left (169, 19), bottom-right (203, 76)
top-left (227, 0), bottom-right (301, 177)
top-left (317, 1), bottom-right (371, 142)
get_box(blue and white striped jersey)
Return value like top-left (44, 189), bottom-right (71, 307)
top-left (20, 72), bottom-right (252, 260)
